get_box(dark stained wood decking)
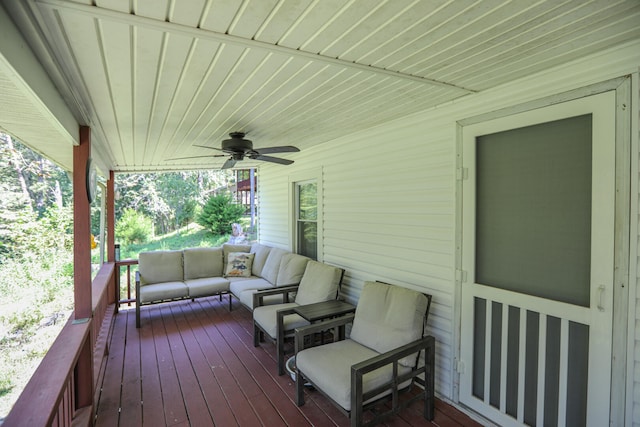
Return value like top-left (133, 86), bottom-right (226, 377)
top-left (95, 296), bottom-right (482, 427)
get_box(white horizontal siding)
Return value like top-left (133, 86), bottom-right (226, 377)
top-left (257, 40), bottom-right (640, 412)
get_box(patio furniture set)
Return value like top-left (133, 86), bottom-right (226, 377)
top-left (135, 243), bottom-right (435, 426)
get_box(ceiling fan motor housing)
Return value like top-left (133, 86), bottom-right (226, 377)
top-left (222, 132), bottom-right (253, 153)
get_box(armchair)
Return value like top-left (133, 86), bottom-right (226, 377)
top-left (253, 260), bottom-right (344, 375)
top-left (294, 281), bottom-right (434, 427)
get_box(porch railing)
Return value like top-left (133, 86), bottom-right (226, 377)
top-left (116, 259), bottom-right (138, 308)
top-left (2, 262), bottom-right (117, 427)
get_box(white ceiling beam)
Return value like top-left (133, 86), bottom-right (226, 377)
top-left (36, 0), bottom-right (476, 94)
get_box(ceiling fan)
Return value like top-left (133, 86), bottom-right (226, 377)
top-left (168, 132), bottom-right (300, 169)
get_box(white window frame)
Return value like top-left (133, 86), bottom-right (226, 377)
top-left (289, 168), bottom-right (323, 261)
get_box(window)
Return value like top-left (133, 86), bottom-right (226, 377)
top-left (295, 180), bottom-right (317, 259)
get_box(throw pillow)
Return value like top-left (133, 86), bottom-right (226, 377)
top-left (224, 252), bottom-right (255, 277)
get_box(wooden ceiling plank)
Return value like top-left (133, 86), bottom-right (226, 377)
top-left (38, 0), bottom-right (474, 92)
top-left (442, 1), bottom-right (640, 89)
top-left (376, 0), bottom-right (507, 73)
top-left (414, 0), bottom-right (574, 77)
top-left (227, 0), bottom-right (280, 39)
top-left (132, 26), bottom-right (163, 167)
top-left (99, 19), bottom-right (134, 166)
top-left (252, 0), bottom-right (314, 44)
top-left (164, 43), bottom-right (245, 158)
top-left (433, 0), bottom-right (640, 86)
top-left (168, 0), bottom-right (207, 27)
top-left (142, 32), bottom-right (196, 165)
top-left (133, 0), bottom-right (170, 21)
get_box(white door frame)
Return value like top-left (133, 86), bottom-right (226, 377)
top-left (453, 76), bottom-right (632, 426)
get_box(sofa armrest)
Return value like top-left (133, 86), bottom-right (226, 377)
top-left (135, 271), bottom-right (141, 328)
top-left (294, 313), bottom-right (355, 353)
top-left (351, 335), bottom-right (435, 422)
top-left (253, 284), bottom-right (299, 308)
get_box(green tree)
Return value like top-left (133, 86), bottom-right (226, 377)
top-left (197, 194), bottom-right (246, 236)
top-left (115, 208), bottom-right (153, 244)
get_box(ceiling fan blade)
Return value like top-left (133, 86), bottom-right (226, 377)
top-left (253, 155), bottom-right (294, 165)
top-left (166, 154), bottom-right (226, 161)
top-left (254, 146), bottom-right (300, 155)
top-left (193, 144), bottom-right (225, 152)
top-left (222, 158), bottom-right (237, 169)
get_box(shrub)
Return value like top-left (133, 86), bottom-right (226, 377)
top-left (197, 194), bottom-right (246, 236)
top-left (115, 208), bottom-right (153, 244)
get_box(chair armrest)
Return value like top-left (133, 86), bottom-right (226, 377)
top-left (135, 271), bottom-right (141, 303)
top-left (351, 335), bottom-right (435, 419)
top-left (294, 313), bottom-right (355, 353)
top-left (352, 335), bottom-right (434, 376)
top-left (253, 285), bottom-right (299, 308)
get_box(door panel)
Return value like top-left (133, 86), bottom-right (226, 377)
top-left (459, 91), bottom-right (615, 427)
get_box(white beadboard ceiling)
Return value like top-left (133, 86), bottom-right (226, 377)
top-left (1, 0), bottom-right (639, 172)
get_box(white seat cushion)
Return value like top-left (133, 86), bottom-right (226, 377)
top-left (239, 290), bottom-right (288, 309)
top-left (185, 277), bottom-right (230, 298)
top-left (253, 303), bottom-right (308, 338)
top-left (296, 339), bottom-right (411, 411)
top-left (229, 277), bottom-right (273, 298)
top-left (139, 281), bottom-right (188, 303)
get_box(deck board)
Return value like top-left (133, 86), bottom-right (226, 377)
top-left (96, 296), bottom-right (482, 426)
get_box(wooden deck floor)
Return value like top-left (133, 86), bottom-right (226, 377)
top-left (95, 296), bottom-right (482, 427)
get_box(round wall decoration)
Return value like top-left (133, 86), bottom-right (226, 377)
top-left (86, 157), bottom-right (97, 203)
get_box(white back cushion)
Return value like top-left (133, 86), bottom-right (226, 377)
top-left (349, 281), bottom-right (428, 367)
top-left (250, 243), bottom-right (272, 277)
top-left (260, 247), bottom-right (287, 284)
top-left (183, 247), bottom-right (223, 279)
top-left (294, 261), bottom-right (342, 305)
top-left (139, 250), bottom-right (183, 285)
top-left (276, 253), bottom-right (310, 286)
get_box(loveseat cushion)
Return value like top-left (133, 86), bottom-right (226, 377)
top-left (296, 339), bottom-right (411, 411)
top-left (229, 277), bottom-right (273, 298)
top-left (185, 277), bottom-right (230, 298)
top-left (260, 247), bottom-right (288, 284)
top-left (250, 243), bottom-right (272, 277)
top-left (294, 261), bottom-right (342, 305)
top-left (139, 281), bottom-right (188, 303)
top-left (183, 247), bottom-right (223, 280)
top-left (349, 281), bottom-right (428, 367)
top-left (276, 253), bottom-right (310, 287)
top-left (138, 250), bottom-right (184, 285)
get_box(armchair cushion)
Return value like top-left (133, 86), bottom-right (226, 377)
top-left (183, 247), bottom-right (223, 280)
top-left (275, 253), bottom-right (310, 286)
top-left (349, 281), bottom-right (428, 367)
top-left (138, 250), bottom-right (183, 285)
top-left (253, 303), bottom-right (307, 338)
top-left (295, 339), bottom-right (412, 411)
top-left (294, 261), bottom-right (342, 305)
